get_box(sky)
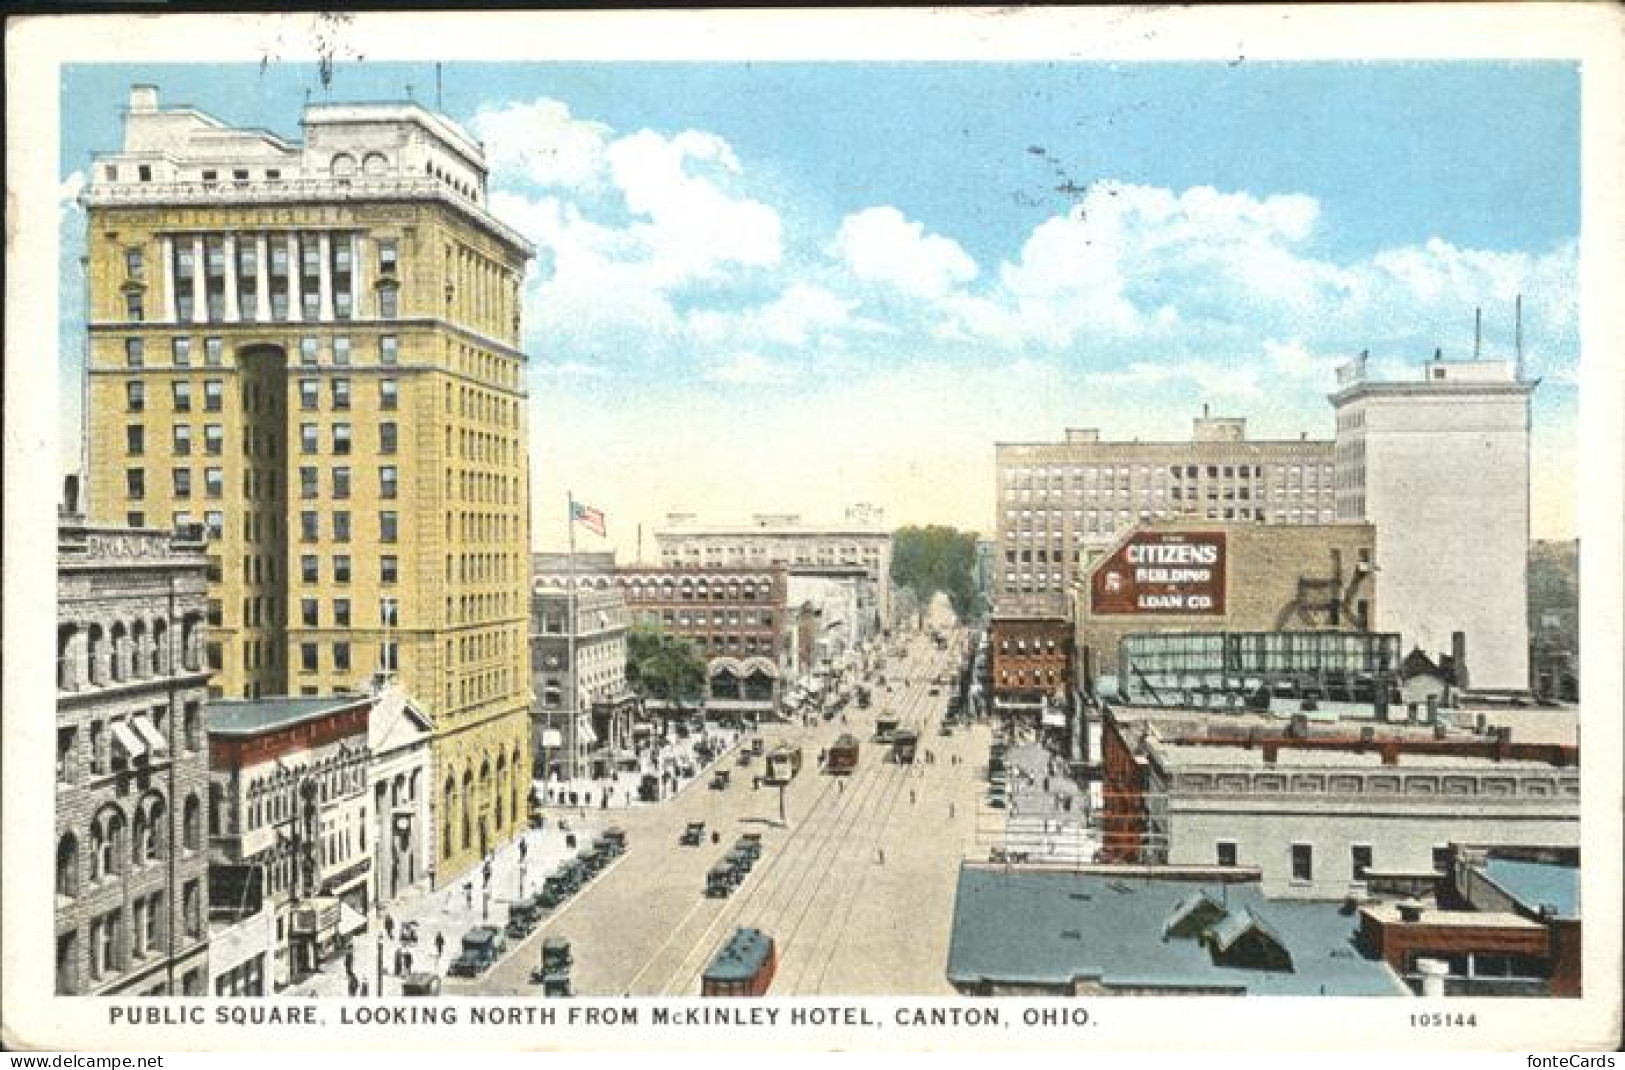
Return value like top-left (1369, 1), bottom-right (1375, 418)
top-left (57, 61), bottom-right (1581, 552)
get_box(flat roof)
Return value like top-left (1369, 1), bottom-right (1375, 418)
top-left (946, 867), bottom-right (1407, 996)
top-left (1155, 742), bottom-right (1563, 772)
top-left (1361, 905), bottom-right (1542, 930)
top-left (1480, 858), bottom-right (1580, 920)
top-left (206, 694), bottom-right (368, 736)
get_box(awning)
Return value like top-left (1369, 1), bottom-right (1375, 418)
top-left (111, 721), bottom-right (147, 760)
top-left (132, 715), bottom-right (167, 754)
top-left (338, 902), bottom-right (368, 936)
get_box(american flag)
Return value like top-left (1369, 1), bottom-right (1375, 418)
top-left (571, 500), bottom-right (606, 537)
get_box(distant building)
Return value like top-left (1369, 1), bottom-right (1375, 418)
top-left (55, 500), bottom-right (212, 995)
top-left (1528, 539), bottom-right (1579, 701)
top-left (1101, 708), bottom-right (1580, 898)
top-left (205, 693), bottom-right (375, 987)
top-left (995, 412), bottom-right (1337, 617)
top-left (530, 559), bottom-right (637, 781)
top-left (988, 614), bottom-right (1073, 743)
top-left (613, 565), bottom-right (790, 724)
top-left (1331, 350), bottom-right (1537, 692)
top-left (655, 509), bottom-right (893, 625)
top-left (946, 865), bottom-right (1409, 996)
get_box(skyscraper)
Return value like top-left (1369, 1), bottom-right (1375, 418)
top-left (82, 85), bottom-right (534, 884)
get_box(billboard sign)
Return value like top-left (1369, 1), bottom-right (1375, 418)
top-left (1090, 531), bottom-right (1226, 615)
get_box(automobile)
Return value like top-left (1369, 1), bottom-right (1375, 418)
top-left (749, 738), bottom-right (765, 757)
top-left (681, 821), bottom-right (707, 846)
top-left (505, 899), bottom-right (543, 939)
top-left (736, 831), bottom-right (763, 859)
top-left (705, 864), bottom-right (738, 898)
top-left (678, 761), bottom-right (697, 779)
top-left (600, 827), bottom-right (628, 856)
top-left (928, 687), bottom-right (940, 697)
top-left (709, 769), bottom-right (731, 790)
top-left (638, 774), bottom-right (661, 802)
top-left (538, 972), bottom-right (572, 997)
top-left (986, 793), bottom-right (1007, 810)
top-left (540, 937), bottom-right (573, 973)
top-left (735, 751), bottom-right (753, 767)
top-left (449, 925), bottom-right (507, 977)
top-left (938, 724), bottom-right (953, 737)
top-left (400, 972), bottom-right (443, 997)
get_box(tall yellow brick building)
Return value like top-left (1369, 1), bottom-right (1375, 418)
top-left (83, 85), bottom-right (534, 884)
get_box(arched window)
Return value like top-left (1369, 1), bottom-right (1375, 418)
top-left (183, 793), bottom-right (201, 852)
top-left (442, 775), bottom-right (455, 857)
top-left (56, 832), bottom-right (78, 899)
top-left (494, 756), bottom-right (507, 829)
top-left (331, 153), bottom-right (357, 178)
top-left (57, 623), bottom-right (80, 691)
top-left (152, 618), bottom-right (168, 675)
top-left (362, 152), bottom-right (389, 177)
top-left (460, 771), bottom-right (473, 850)
top-left (87, 624), bottom-right (106, 685)
top-left (109, 622), bottom-right (128, 683)
top-left (100, 809), bottom-right (125, 878)
top-left (130, 620), bottom-right (147, 679)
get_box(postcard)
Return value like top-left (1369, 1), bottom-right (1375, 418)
top-left (4, 5), bottom-right (1621, 1054)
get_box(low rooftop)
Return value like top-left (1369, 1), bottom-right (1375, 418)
top-left (206, 693), bottom-right (369, 736)
top-left (946, 866), bottom-right (1407, 996)
top-left (1479, 858), bottom-right (1580, 920)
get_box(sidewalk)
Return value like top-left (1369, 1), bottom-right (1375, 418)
top-left (537, 722), bottom-right (747, 811)
top-left (1002, 741), bottom-right (1098, 865)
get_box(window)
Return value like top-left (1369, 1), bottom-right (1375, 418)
top-left (183, 881), bottom-right (201, 939)
top-left (172, 338), bottom-right (191, 366)
top-left (299, 379), bottom-right (319, 410)
top-left (380, 378), bottom-right (398, 410)
top-left (172, 468), bottom-right (192, 497)
top-left (380, 511), bottom-right (398, 542)
top-left (378, 287), bottom-right (399, 319)
top-left (126, 294), bottom-right (145, 321)
top-left (379, 422), bottom-right (397, 454)
top-left (172, 381), bottom-right (192, 412)
top-left (299, 466), bottom-right (318, 499)
top-left (127, 382), bottom-right (145, 412)
top-left (377, 240), bottom-right (398, 273)
top-left (204, 337), bottom-right (223, 366)
top-left (379, 597), bottom-right (398, 626)
top-left (332, 511), bottom-right (351, 543)
top-left (301, 599), bottom-right (319, 627)
top-left (1351, 844), bottom-right (1373, 881)
top-left (126, 425), bottom-right (145, 456)
top-left (301, 555), bottom-right (319, 584)
top-left (379, 466), bottom-right (398, 499)
top-left (300, 511), bottom-right (319, 542)
top-left (125, 338), bottom-right (144, 366)
top-left (333, 555), bottom-right (352, 583)
top-left (332, 466), bottom-right (351, 499)
top-left (380, 555), bottom-right (398, 584)
top-left (333, 337), bottom-right (351, 365)
top-left (204, 425), bottom-right (223, 455)
top-left (333, 642), bottom-right (351, 672)
top-left (333, 598), bottom-right (351, 627)
top-left (1431, 846), bottom-right (1452, 874)
top-left (1290, 843), bottom-right (1314, 883)
top-left (203, 380), bottom-right (222, 412)
top-left (300, 337), bottom-right (320, 365)
top-left (300, 643), bottom-right (318, 672)
top-left (332, 379), bottom-right (351, 410)
top-left (332, 423), bottom-right (351, 455)
top-left (300, 424), bottom-right (319, 454)
top-left (126, 469), bottom-right (146, 500)
top-left (379, 335), bottom-right (398, 364)
top-left (125, 247), bottom-right (145, 279)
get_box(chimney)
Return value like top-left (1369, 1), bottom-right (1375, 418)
top-left (1451, 631), bottom-right (1469, 689)
top-left (1397, 900), bottom-right (1426, 924)
top-left (1379, 739), bottom-right (1400, 766)
top-left (1289, 713), bottom-right (1309, 738)
top-left (1416, 957), bottom-right (1449, 998)
top-left (1261, 741), bottom-right (1279, 764)
top-left (62, 474), bottom-right (80, 515)
top-left (130, 84), bottom-right (159, 112)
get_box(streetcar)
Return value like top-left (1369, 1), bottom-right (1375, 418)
top-left (700, 927), bottom-right (777, 997)
top-left (891, 728), bottom-right (919, 764)
top-left (825, 733), bottom-right (860, 775)
top-left (763, 744), bottom-right (802, 785)
top-left (874, 717), bottom-right (900, 743)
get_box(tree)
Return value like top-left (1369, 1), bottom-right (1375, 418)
top-left (625, 620), bottom-right (706, 712)
top-left (890, 525), bottom-right (981, 625)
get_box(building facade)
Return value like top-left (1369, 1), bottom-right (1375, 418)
top-left (81, 85), bottom-right (535, 885)
top-left (1102, 712), bottom-right (1580, 899)
top-left (366, 681), bottom-right (434, 906)
top-left (1331, 352), bottom-right (1536, 691)
top-left (655, 507), bottom-right (892, 625)
top-left (529, 570), bottom-right (637, 781)
top-left (205, 694), bottom-right (374, 987)
top-left (988, 615), bottom-right (1073, 731)
top-left (1072, 520), bottom-right (1379, 695)
top-left (613, 565), bottom-right (790, 722)
top-left (996, 413), bottom-right (1337, 616)
top-left (55, 505), bottom-right (212, 996)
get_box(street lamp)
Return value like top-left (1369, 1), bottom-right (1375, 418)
top-left (375, 931), bottom-right (385, 998)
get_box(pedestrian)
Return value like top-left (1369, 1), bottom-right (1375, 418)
top-left (359, 980), bottom-right (368, 997)
top-left (877, 848), bottom-right (886, 865)
top-left (435, 931), bottom-right (446, 960)
top-left (949, 802), bottom-right (956, 819)
top-left (384, 914), bottom-right (395, 940)
top-left (403, 950), bottom-right (413, 974)
top-left (909, 788), bottom-right (916, 805)
top-left (345, 946), bottom-right (356, 976)
top-left (519, 838), bottom-right (528, 863)
top-left (348, 974), bottom-right (359, 997)
top-left (463, 881), bottom-right (473, 908)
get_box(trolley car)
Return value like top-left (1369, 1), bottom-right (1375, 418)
top-left (825, 733), bottom-right (860, 775)
top-left (874, 717), bottom-right (900, 743)
top-left (700, 927), bottom-right (777, 997)
top-left (764, 744), bottom-right (803, 785)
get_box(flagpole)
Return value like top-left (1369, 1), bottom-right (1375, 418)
top-left (566, 492), bottom-right (579, 784)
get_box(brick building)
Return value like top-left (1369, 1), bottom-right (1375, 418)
top-left (530, 561), bottom-right (637, 781)
top-left (55, 499), bottom-right (212, 995)
top-left (988, 615), bottom-right (1073, 734)
top-left (613, 565), bottom-right (789, 723)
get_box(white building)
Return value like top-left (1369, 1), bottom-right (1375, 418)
top-left (1331, 352), bottom-right (1537, 691)
top-left (656, 507), bottom-right (894, 625)
top-left (530, 562), bottom-right (636, 781)
top-left (365, 679), bottom-right (433, 906)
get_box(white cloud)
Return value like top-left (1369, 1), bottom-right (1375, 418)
top-left (542, 361), bottom-right (611, 378)
top-left (689, 283), bottom-right (856, 350)
top-left (470, 98), bottom-right (612, 191)
top-left (831, 206), bottom-right (977, 299)
top-left (706, 351), bottom-right (792, 385)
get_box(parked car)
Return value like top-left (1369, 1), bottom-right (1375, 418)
top-left (400, 972), bottom-right (443, 997)
top-left (681, 821), bottom-right (707, 846)
top-left (449, 925), bottom-right (507, 977)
